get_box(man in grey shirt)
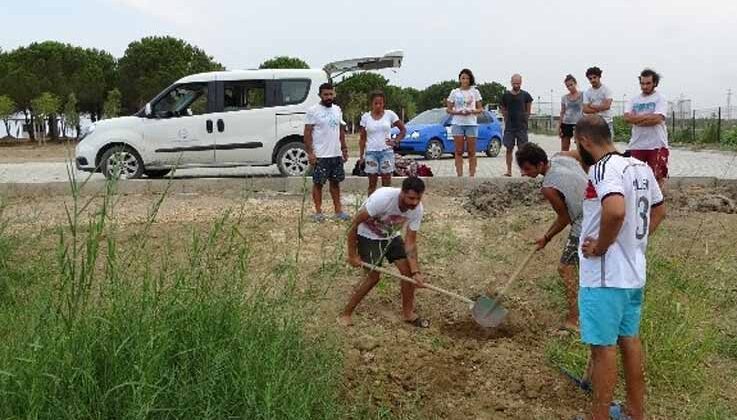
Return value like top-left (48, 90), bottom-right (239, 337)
top-left (516, 142), bottom-right (587, 332)
top-left (583, 66), bottom-right (614, 137)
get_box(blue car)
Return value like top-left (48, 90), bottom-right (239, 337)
top-left (393, 108), bottom-right (503, 160)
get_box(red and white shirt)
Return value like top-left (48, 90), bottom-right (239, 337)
top-left (579, 153), bottom-right (664, 288)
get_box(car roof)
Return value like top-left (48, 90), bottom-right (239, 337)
top-left (176, 69), bottom-right (327, 84)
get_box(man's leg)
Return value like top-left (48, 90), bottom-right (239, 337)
top-left (619, 336), bottom-right (645, 420)
top-left (312, 183), bottom-right (323, 214)
top-left (503, 130), bottom-right (515, 176)
top-left (590, 345), bottom-right (619, 420)
top-left (558, 263), bottom-right (579, 329)
top-left (453, 135), bottom-right (465, 177)
top-left (380, 173), bottom-right (392, 187)
top-left (467, 137), bottom-right (477, 177)
top-left (329, 180), bottom-right (342, 214)
top-left (393, 258), bottom-right (418, 321)
top-left (339, 268), bottom-right (381, 326)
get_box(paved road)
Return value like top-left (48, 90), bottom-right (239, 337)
top-left (1, 134), bottom-right (736, 183)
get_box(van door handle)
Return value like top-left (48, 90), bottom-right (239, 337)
top-left (206, 120), bottom-right (213, 133)
top-left (217, 119), bottom-right (225, 132)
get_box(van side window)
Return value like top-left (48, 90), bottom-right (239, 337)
top-left (153, 83), bottom-right (208, 118)
top-left (223, 81), bottom-right (266, 111)
top-left (279, 80), bottom-right (310, 105)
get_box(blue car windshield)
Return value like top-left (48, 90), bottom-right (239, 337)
top-left (408, 108), bottom-right (448, 125)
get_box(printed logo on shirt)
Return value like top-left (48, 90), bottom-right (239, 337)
top-left (585, 180), bottom-right (598, 200)
top-left (319, 110), bottom-right (340, 128)
top-left (633, 102), bottom-right (656, 114)
top-left (364, 215), bottom-right (407, 237)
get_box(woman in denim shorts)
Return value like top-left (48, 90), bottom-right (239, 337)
top-left (359, 91), bottom-right (406, 195)
top-left (446, 69), bottom-right (483, 177)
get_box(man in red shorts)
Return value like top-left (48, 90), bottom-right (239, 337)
top-left (624, 69), bottom-right (669, 191)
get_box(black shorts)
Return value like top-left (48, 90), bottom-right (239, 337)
top-left (560, 123), bottom-right (576, 138)
top-left (358, 235), bottom-right (407, 266)
top-left (503, 129), bottom-right (529, 149)
top-left (312, 157), bottom-right (345, 185)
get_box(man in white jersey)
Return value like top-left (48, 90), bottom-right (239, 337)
top-left (573, 115), bottom-right (666, 420)
top-left (624, 69), bottom-right (669, 191)
top-left (339, 177), bottom-right (428, 328)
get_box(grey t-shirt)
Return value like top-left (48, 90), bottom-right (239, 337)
top-left (561, 93), bottom-right (583, 124)
top-left (583, 85), bottom-right (613, 123)
top-left (542, 154), bottom-right (587, 236)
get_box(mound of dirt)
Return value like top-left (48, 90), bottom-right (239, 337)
top-left (669, 184), bottom-right (737, 214)
top-left (464, 180), bottom-right (544, 216)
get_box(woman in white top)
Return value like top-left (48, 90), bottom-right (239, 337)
top-left (559, 74), bottom-right (583, 151)
top-left (359, 91), bottom-right (406, 195)
top-left (446, 69), bottom-right (483, 177)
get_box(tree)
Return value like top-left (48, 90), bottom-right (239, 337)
top-left (258, 56), bottom-right (309, 69)
top-left (118, 36), bottom-right (223, 113)
top-left (30, 92), bottom-right (60, 145)
top-left (103, 89), bottom-right (122, 119)
top-left (0, 95), bottom-right (16, 139)
top-left (342, 92), bottom-right (367, 133)
top-left (477, 82), bottom-right (506, 108)
top-left (63, 93), bottom-right (79, 139)
top-left (417, 80), bottom-right (457, 112)
top-left (385, 86), bottom-right (418, 121)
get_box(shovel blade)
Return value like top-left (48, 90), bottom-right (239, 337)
top-left (471, 296), bottom-right (508, 328)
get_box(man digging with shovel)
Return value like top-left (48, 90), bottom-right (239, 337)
top-left (339, 177), bottom-right (429, 328)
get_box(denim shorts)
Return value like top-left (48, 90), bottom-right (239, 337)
top-left (451, 125), bottom-right (478, 138)
top-left (579, 287), bottom-right (644, 346)
top-left (364, 149), bottom-right (395, 175)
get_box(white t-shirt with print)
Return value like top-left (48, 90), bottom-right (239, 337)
top-left (305, 103), bottom-right (344, 158)
top-left (360, 110), bottom-right (399, 152)
top-left (447, 87), bottom-right (483, 126)
top-left (583, 85), bottom-right (614, 123)
top-left (579, 154), bottom-right (664, 289)
top-left (626, 91), bottom-right (669, 150)
top-left (358, 187), bottom-right (423, 240)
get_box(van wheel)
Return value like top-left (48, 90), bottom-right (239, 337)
top-left (486, 137), bottom-right (502, 157)
top-left (144, 169), bottom-right (171, 179)
top-left (100, 146), bottom-right (143, 179)
top-left (276, 141), bottom-right (309, 176)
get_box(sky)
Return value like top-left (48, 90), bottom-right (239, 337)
top-left (2, 0), bottom-right (737, 110)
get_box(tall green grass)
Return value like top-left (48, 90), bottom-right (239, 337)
top-left (0, 178), bottom-right (352, 419)
top-left (545, 254), bottom-right (737, 418)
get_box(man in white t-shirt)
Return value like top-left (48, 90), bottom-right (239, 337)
top-left (624, 69), bottom-right (670, 190)
top-left (573, 115), bottom-right (666, 420)
top-left (304, 83), bottom-right (349, 222)
top-left (339, 177), bottom-right (429, 328)
top-left (583, 66), bottom-right (614, 137)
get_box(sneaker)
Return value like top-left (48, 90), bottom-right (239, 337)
top-left (334, 211), bottom-right (351, 221)
top-left (609, 401), bottom-right (632, 420)
top-left (311, 213), bottom-right (326, 223)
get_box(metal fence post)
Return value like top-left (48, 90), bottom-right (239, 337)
top-left (671, 110), bottom-right (676, 139)
top-left (692, 110), bottom-right (696, 142)
top-left (718, 107), bottom-right (722, 144)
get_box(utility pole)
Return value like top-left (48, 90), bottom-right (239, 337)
top-left (728, 89), bottom-right (732, 120)
top-left (550, 89), bottom-right (554, 127)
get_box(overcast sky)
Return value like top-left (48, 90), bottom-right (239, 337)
top-left (3, 0), bottom-right (737, 109)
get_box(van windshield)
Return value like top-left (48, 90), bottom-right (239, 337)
top-left (153, 83), bottom-right (208, 117)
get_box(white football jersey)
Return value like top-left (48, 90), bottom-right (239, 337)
top-left (579, 153), bottom-right (664, 288)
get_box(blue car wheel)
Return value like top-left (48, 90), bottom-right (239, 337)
top-left (425, 139), bottom-right (444, 160)
top-left (486, 137), bottom-right (502, 157)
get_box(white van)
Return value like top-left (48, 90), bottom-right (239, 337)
top-left (75, 51), bottom-right (403, 179)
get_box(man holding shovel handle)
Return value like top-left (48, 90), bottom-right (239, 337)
top-left (340, 177), bottom-right (429, 328)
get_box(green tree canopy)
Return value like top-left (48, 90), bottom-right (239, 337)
top-left (103, 89), bottom-right (122, 119)
top-left (417, 80), bottom-right (457, 112)
top-left (258, 56), bottom-right (309, 69)
top-left (477, 82), bottom-right (506, 107)
top-left (0, 95), bottom-right (16, 138)
top-left (63, 93), bottom-right (79, 138)
top-left (118, 36), bottom-right (223, 113)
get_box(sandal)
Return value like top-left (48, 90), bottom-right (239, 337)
top-left (405, 317), bottom-right (430, 328)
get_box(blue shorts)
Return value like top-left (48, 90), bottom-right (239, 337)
top-left (579, 287), bottom-right (643, 346)
top-left (364, 149), bottom-right (395, 175)
top-left (451, 125), bottom-right (478, 138)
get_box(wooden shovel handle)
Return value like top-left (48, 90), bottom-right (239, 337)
top-left (361, 262), bottom-right (474, 305)
top-left (495, 247), bottom-right (538, 298)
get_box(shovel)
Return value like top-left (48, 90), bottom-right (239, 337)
top-left (478, 247), bottom-right (538, 328)
top-left (360, 262), bottom-right (499, 328)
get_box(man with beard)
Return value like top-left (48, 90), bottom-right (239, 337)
top-left (516, 142), bottom-right (587, 334)
top-left (304, 82), bottom-right (350, 222)
top-left (624, 69), bottom-right (669, 191)
top-left (573, 115), bottom-right (666, 420)
top-left (339, 177), bottom-right (428, 328)
top-left (583, 67), bottom-right (614, 137)
top-left (500, 74), bottom-right (534, 177)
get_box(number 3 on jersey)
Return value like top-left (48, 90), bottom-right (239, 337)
top-left (635, 196), bottom-right (650, 239)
